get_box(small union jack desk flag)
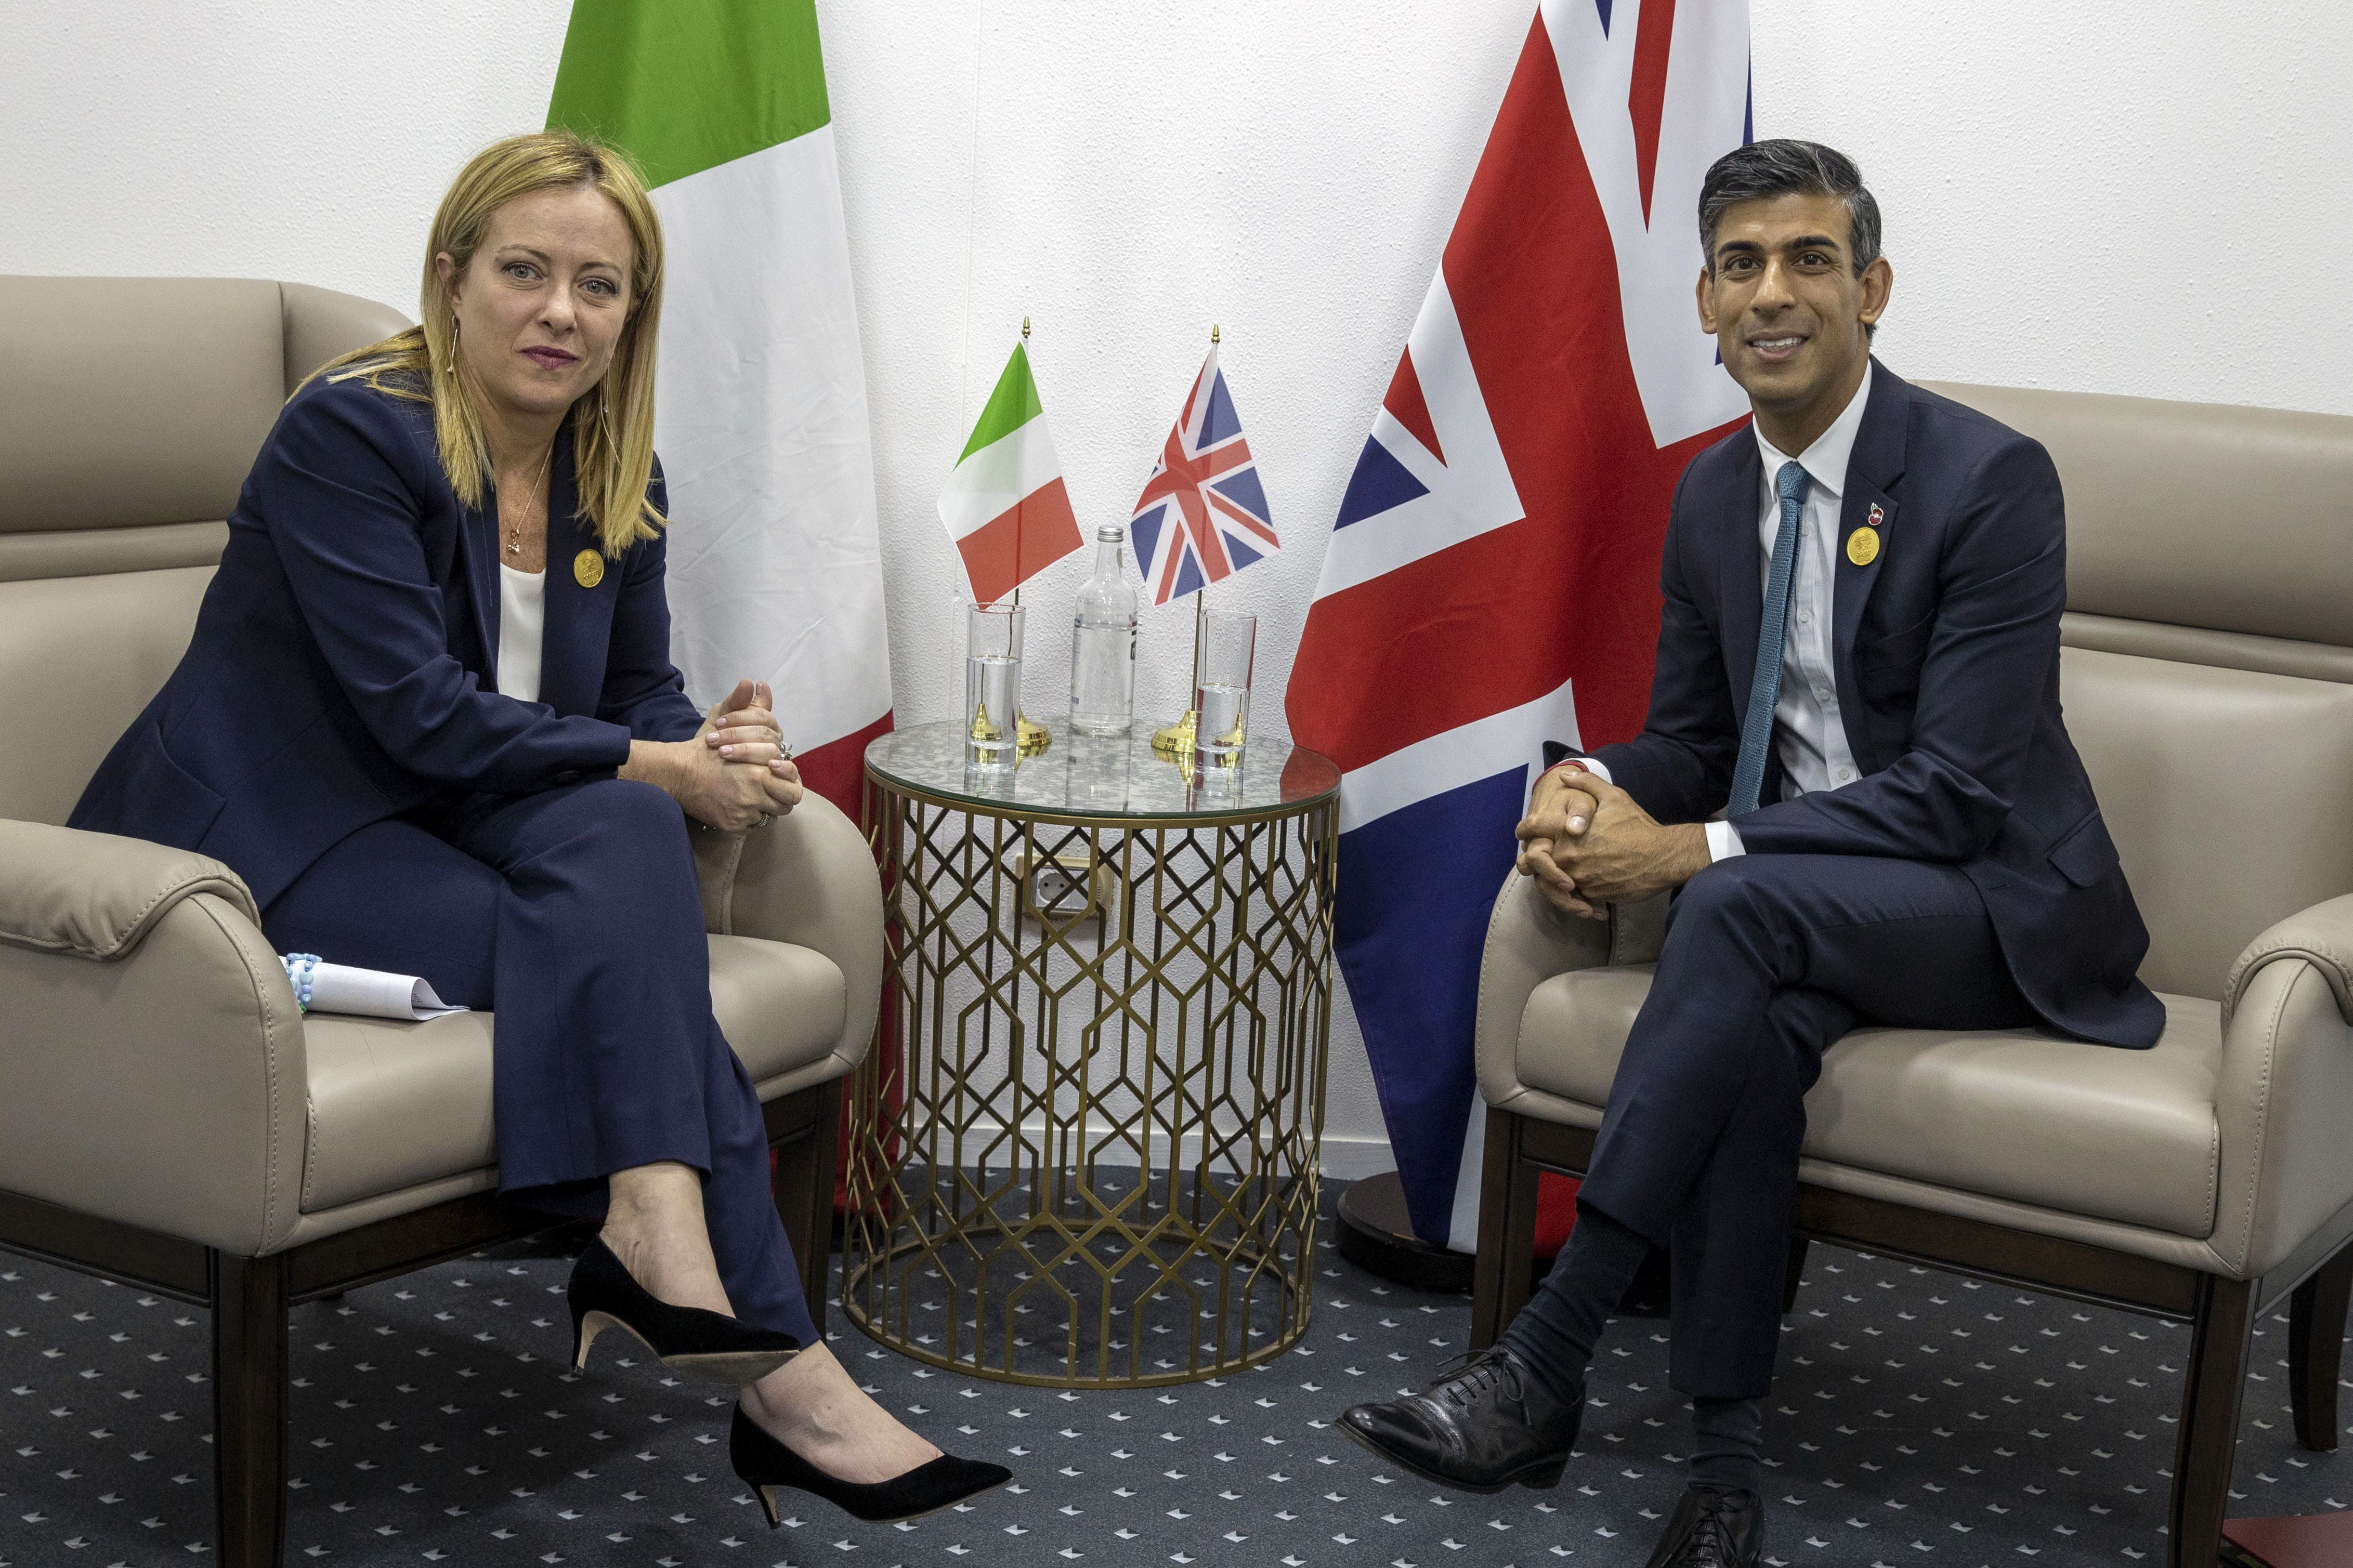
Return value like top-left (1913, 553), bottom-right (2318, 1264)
top-left (1129, 347), bottom-right (1279, 605)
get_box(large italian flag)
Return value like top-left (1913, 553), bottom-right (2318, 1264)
top-left (548, 0), bottom-right (890, 813)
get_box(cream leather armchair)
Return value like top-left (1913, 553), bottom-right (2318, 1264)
top-left (1469, 384), bottom-right (2353, 1568)
top-left (0, 277), bottom-right (883, 1567)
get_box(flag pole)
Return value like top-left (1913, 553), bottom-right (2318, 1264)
top-left (1151, 323), bottom-right (1219, 759)
top-left (1013, 315), bottom-right (1052, 756)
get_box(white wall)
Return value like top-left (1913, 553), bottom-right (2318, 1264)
top-left (8, 0), bottom-right (2349, 1177)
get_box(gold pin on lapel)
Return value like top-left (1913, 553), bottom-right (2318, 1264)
top-left (574, 549), bottom-right (605, 588)
top-left (1846, 528), bottom-right (1880, 567)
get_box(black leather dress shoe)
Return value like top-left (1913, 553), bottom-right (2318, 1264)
top-left (1643, 1484), bottom-right (1763, 1567)
top-left (1337, 1346), bottom-right (1581, 1494)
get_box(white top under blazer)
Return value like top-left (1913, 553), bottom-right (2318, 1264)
top-left (496, 563), bottom-right (545, 705)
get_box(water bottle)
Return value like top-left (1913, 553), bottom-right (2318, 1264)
top-left (1068, 523), bottom-right (1138, 736)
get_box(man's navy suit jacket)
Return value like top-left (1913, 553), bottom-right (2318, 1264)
top-left (1587, 362), bottom-right (2164, 1049)
top-left (70, 373), bottom-right (704, 909)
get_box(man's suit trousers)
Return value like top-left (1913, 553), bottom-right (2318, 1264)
top-left (258, 778), bottom-right (819, 1347)
top-left (1574, 853), bottom-right (2036, 1400)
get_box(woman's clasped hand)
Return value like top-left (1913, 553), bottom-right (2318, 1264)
top-left (624, 678), bottom-right (804, 831)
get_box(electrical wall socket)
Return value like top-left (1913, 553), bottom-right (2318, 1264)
top-left (1014, 853), bottom-right (1108, 924)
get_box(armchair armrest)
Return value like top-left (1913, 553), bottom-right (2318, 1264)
top-left (1605, 891), bottom-right (1671, 967)
top-left (1474, 877), bottom-right (1671, 1110)
top-left (703, 792), bottom-right (883, 1078)
top-left (0, 820), bottom-right (307, 1257)
top-left (0, 819), bottom-right (259, 959)
top-left (2224, 892), bottom-right (2353, 1033)
top-left (2207, 894), bottom-right (2353, 1281)
top-left (1474, 872), bottom-right (1612, 1109)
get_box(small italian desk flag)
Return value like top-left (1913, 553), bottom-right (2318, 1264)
top-left (547, 0), bottom-right (890, 814)
top-left (937, 342), bottom-right (1084, 605)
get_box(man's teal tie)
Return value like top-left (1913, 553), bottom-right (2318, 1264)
top-left (1728, 461), bottom-right (1811, 816)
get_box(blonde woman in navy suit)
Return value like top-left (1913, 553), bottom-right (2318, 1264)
top-left (71, 131), bottom-right (1005, 1525)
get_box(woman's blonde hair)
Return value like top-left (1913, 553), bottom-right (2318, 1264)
top-left (309, 130), bottom-right (666, 557)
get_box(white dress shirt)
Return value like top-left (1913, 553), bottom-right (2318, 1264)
top-left (497, 563), bottom-right (546, 705)
top-left (1557, 365), bottom-right (1874, 862)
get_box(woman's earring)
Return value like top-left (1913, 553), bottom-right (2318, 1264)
top-left (443, 319), bottom-right (460, 378)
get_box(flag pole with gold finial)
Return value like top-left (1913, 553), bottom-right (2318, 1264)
top-left (1011, 315), bottom-right (1051, 755)
top-left (1151, 324), bottom-right (1219, 758)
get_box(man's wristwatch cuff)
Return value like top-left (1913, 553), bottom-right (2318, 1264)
top-left (1541, 756), bottom-right (1613, 787)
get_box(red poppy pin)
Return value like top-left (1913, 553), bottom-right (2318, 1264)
top-left (1867, 503), bottom-right (1885, 528)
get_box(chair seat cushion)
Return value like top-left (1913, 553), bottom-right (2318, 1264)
top-left (300, 935), bottom-right (846, 1213)
top-left (1516, 967), bottom-right (2223, 1237)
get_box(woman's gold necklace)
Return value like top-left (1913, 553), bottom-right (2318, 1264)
top-left (504, 443), bottom-right (556, 559)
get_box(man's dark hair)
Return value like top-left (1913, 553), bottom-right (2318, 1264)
top-left (1697, 139), bottom-right (1881, 277)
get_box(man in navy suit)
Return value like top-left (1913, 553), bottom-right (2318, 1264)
top-left (1340, 141), bottom-right (2161, 1567)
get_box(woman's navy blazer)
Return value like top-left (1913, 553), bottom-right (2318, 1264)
top-left (70, 373), bottom-right (704, 909)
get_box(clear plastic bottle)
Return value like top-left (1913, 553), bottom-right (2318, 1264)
top-left (1068, 523), bottom-right (1138, 736)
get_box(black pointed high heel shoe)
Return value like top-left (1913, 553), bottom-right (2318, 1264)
top-left (567, 1236), bottom-right (802, 1386)
top-left (730, 1404), bottom-right (1012, 1525)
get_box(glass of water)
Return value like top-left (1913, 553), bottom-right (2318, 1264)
top-left (1191, 609), bottom-right (1256, 768)
top-left (966, 602), bottom-right (1025, 770)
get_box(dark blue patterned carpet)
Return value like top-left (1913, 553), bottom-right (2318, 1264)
top-left (4, 1182), bottom-right (2349, 1567)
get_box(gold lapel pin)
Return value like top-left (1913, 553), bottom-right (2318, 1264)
top-left (1846, 527), bottom-right (1880, 567)
top-left (574, 549), bottom-right (605, 588)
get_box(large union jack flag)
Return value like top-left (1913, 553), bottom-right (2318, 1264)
top-left (1129, 348), bottom-right (1279, 604)
top-left (1285, 0), bottom-right (1753, 1251)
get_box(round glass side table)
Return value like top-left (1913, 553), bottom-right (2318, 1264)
top-left (846, 722), bottom-right (1341, 1388)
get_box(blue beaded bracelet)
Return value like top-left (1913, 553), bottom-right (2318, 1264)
top-left (282, 952), bottom-right (321, 1013)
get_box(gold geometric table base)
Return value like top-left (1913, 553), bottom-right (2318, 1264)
top-left (849, 735), bottom-right (1339, 1388)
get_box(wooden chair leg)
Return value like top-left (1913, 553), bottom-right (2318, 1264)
top-left (212, 1250), bottom-right (291, 1568)
top-left (805, 1078), bottom-right (840, 1339)
top-left (2290, 1243), bottom-right (2353, 1452)
top-left (773, 1077), bottom-right (842, 1341)
top-left (1469, 1109), bottom-right (1540, 1351)
top-left (2169, 1273), bottom-right (2254, 1568)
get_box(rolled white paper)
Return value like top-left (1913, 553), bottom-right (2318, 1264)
top-left (304, 962), bottom-right (469, 1021)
